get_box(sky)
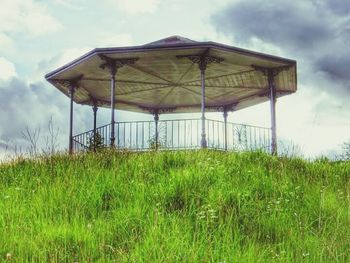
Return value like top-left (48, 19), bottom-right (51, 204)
top-left (0, 0), bottom-right (349, 158)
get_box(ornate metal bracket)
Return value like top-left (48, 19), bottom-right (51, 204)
top-left (206, 102), bottom-right (237, 112)
top-left (252, 65), bottom-right (290, 78)
top-left (91, 97), bottom-right (98, 112)
top-left (99, 54), bottom-right (139, 75)
top-left (223, 103), bottom-right (237, 113)
top-left (252, 65), bottom-right (292, 100)
top-left (153, 109), bottom-right (159, 121)
top-left (51, 74), bottom-right (84, 96)
top-left (52, 75), bottom-right (83, 88)
top-left (177, 54), bottom-right (224, 71)
top-left (141, 106), bottom-right (177, 114)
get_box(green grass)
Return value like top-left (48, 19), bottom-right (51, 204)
top-left (0, 150), bottom-right (349, 262)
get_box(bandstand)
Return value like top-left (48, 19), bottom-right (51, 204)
top-left (45, 36), bottom-right (297, 154)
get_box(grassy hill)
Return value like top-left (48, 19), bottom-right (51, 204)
top-left (0, 150), bottom-right (349, 262)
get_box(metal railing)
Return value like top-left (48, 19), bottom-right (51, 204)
top-left (72, 118), bottom-right (271, 153)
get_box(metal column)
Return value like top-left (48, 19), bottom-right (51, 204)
top-left (200, 66), bottom-right (207, 148)
top-left (154, 110), bottom-right (159, 150)
top-left (99, 55), bottom-right (138, 147)
top-left (68, 83), bottom-right (75, 154)
top-left (268, 70), bottom-right (277, 155)
top-left (223, 109), bottom-right (228, 151)
top-left (92, 101), bottom-right (98, 151)
top-left (176, 53), bottom-right (223, 149)
top-left (110, 66), bottom-right (117, 147)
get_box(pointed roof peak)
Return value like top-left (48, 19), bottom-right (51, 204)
top-left (145, 35), bottom-right (197, 46)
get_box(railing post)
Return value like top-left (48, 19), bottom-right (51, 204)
top-left (68, 83), bottom-right (75, 154)
top-left (92, 100), bottom-right (98, 151)
top-left (268, 70), bottom-right (277, 155)
top-left (223, 108), bottom-right (228, 151)
top-left (153, 110), bottom-right (159, 150)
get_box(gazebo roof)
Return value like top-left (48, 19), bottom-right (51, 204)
top-left (45, 36), bottom-right (297, 113)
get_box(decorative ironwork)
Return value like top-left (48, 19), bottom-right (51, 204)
top-left (206, 102), bottom-right (237, 112)
top-left (52, 75), bottom-right (83, 89)
top-left (177, 54), bottom-right (224, 70)
top-left (140, 106), bottom-right (178, 114)
top-left (99, 54), bottom-right (139, 74)
top-left (92, 101), bottom-right (98, 113)
top-left (52, 79), bottom-right (71, 89)
top-left (72, 118), bottom-right (271, 153)
top-left (251, 65), bottom-right (290, 78)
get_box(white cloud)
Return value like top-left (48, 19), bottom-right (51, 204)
top-left (0, 57), bottom-right (17, 81)
top-left (0, 0), bottom-right (62, 37)
top-left (51, 0), bottom-right (82, 10)
top-left (34, 33), bottom-right (134, 81)
top-left (52, 47), bottom-right (92, 68)
top-left (110, 0), bottom-right (160, 14)
top-left (0, 33), bottom-right (14, 53)
top-left (248, 37), bottom-right (284, 57)
top-left (95, 33), bottom-right (134, 47)
top-left (33, 47), bottom-right (92, 82)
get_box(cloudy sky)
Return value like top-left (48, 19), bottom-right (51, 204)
top-left (0, 0), bottom-right (349, 158)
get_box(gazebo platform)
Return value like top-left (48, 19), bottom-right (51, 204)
top-left (45, 36), bottom-right (297, 154)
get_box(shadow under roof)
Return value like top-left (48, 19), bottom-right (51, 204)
top-left (45, 35), bottom-right (297, 113)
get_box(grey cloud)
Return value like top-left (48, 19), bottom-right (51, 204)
top-left (0, 47), bottom-right (128, 155)
top-left (0, 78), bottom-right (63, 141)
top-left (318, 54), bottom-right (350, 84)
top-left (0, 76), bottom-right (92, 152)
top-left (213, 1), bottom-right (332, 51)
top-left (325, 0), bottom-right (350, 15)
top-left (212, 0), bottom-right (350, 96)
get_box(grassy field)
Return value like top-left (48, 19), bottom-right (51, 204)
top-left (0, 150), bottom-right (349, 262)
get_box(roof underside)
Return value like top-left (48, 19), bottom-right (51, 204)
top-left (46, 36), bottom-right (297, 114)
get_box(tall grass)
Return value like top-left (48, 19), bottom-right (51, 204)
top-left (0, 150), bottom-right (349, 262)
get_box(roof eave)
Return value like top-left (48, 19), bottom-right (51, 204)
top-left (45, 41), bottom-right (296, 80)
